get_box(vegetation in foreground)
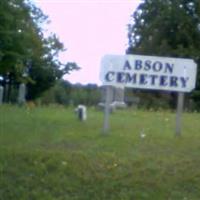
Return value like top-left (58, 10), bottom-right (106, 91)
top-left (1, 105), bottom-right (200, 200)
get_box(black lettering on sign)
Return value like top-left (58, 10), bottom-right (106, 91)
top-left (149, 74), bottom-right (158, 85)
top-left (117, 72), bottom-right (126, 83)
top-left (144, 60), bottom-right (151, 71)
top-left (159, 75), bottom-right (168, 86)
top-left (135, 60), bottom-right (142, 70)
top-left (123, 60), bottom-right (131, 70)
top-left (153, 61), bottom-right (162, 72)
top-left (105, 72), bottom-right (115, 82)
top-left (180, 77), bottom-right (189, 88)
top-left (165, 63), bottom-right (174, 74)
top-left (140, 74), bottom-right (148, 85)
top-left (125, 73), bottom-right (137, 84)
top-left (170, 76), bottom-right (178, 87)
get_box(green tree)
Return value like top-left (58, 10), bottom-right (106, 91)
top-left (127, 0), bottom-right (200, 109)
top-left (0, 0), bottom-right (79, 101)
top-left (39, 81), bottom-right (100, 106)
top-left (40, 80), bottom-right (72, 105)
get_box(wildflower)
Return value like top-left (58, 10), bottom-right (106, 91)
top-left (61, 161), bottom-right (67, 166)
top-left (140, 129), bottom-right (146, 138)
top-left (113, 163), bottom-right (118, 167)
top-left (165, 118), bottom-right (169, 122)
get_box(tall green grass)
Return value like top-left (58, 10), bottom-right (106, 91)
top-left (0, 105), bottom-right (200, 200)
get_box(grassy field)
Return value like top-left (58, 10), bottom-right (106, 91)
top-left (0, 105), bottom-right (200, 200)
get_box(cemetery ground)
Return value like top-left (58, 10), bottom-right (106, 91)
top-left (1, 105), bottom-right (200, 200)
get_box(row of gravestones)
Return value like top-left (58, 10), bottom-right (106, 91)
top-left (75, 86), bottom-right (140, 121)
top-left (0, 83), bottom-right (139, 109)
top-left (0, 83), bottom-right (26, 105)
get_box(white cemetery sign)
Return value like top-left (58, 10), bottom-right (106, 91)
top-left (100, 54), bottom-right (197, 92)
top-left (100, 54), bottom-right (197, 135)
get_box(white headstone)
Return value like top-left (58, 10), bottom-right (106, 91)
top-left (0, 86), bottom-right (3, 105)
top-left (18, 83), bottom-right (26, 105)
top-left (75, 105), bottom-right (87, 121)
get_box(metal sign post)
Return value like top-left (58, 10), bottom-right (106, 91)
top-left (176, 92), bottom-right (184, 136)
top-left (103, 86), bottom-right (111, 134)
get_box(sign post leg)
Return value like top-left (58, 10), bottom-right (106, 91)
top-left (175, 92), bottom-right (184, 136)
top-left (103, 86), bottom-right (111, 135)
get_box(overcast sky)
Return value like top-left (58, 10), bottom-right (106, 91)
top-left (33, 0), bottom-right (141, 85)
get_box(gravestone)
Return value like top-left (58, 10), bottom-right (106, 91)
top-left (98, 86), bottom-right (126, 110)
top-left (124, 94), bottom-right (140, 108)
top-left (114, 86), bottom-right (124, 102)
top-left (0, 86), bottom-right (3, 105)
top-left (18, 83), bottom-right (26, 105)
top-left (75, 105), bottom-right (87, 121)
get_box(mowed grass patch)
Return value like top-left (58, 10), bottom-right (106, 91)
top-left (1, 105), bottom-right (200, 200)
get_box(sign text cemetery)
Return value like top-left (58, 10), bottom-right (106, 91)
top-left (100, 54), bottom-right (197, 92)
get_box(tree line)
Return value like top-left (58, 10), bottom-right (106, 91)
top-left (39, 81), bottom-right (101, 106)
top-left (127, 0), bottom-right (200, 110)
top-left (0, 0), bottom-right (79, 102)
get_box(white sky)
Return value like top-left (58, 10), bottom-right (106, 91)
top-left (33, 0), bottom-right (141, 85)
